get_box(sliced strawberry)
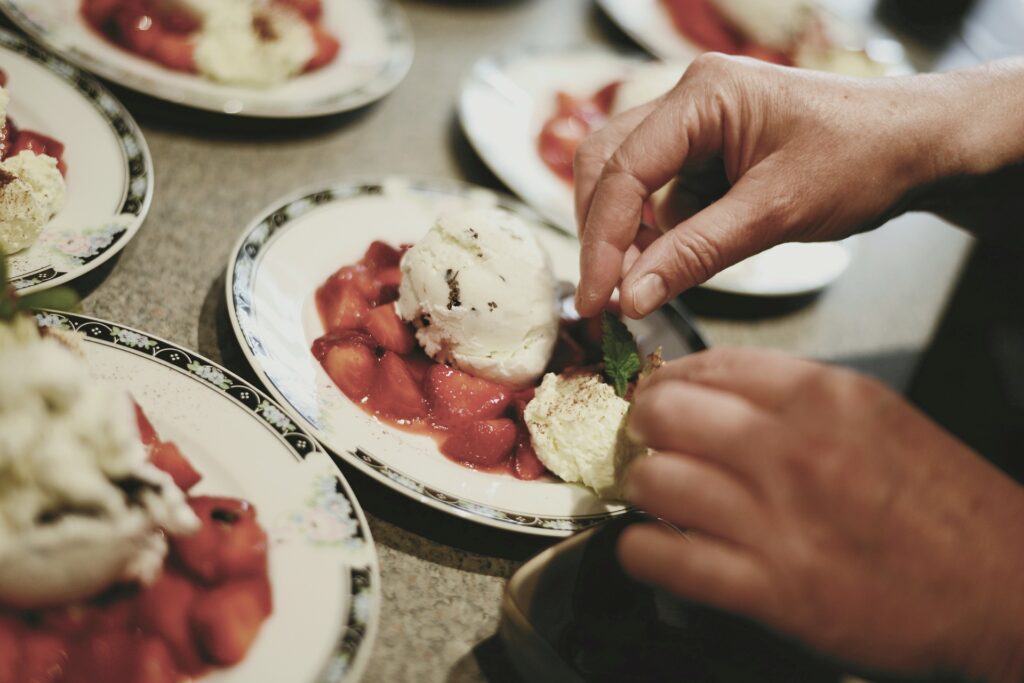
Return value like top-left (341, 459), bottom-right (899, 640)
top-left (21, 630), bottom-right (66, 683)
top-left (513, 435), bottom-right (547, 480)
top-left (65, 632), bottom-right (139, 683)
top-left (134, 401), bottom-right (159, 446)
top-left (191, 581), bottom-right (270, 666)
top-left (0, 616), bottom-right (21, 683)
top-left (89, 589), bottom-right (139, 632)
top-left (321, 337), bottom-right (377, 400)
top-left (133, 637), bottom-right (179, 683)
top-left (365, 304), bottom-right (414, 354)
top-left (661, 0), bottom-right (742, 53)
top-left (403, 351), bottom-right (433, 385)
top-left (138, 571), bottom-right (204, 674)
top-left (317, 282), bottom-right (369, 332)
top-left (151, 33), bottom-right (196, 72)
top-left (361, 241), bottom-right (402, 270)
top-left (305, 24), bottom-right (340, 72)
top-left (329, 265), bottom-right (382, 303)
top-left (369, 352), bottom-right (427, 420)
top-left (115, 3), bottom-right (163, 57)
top-left (12, 131), bottom-right (65, 171)
top-left (172, 497), bottom-right (268, 584)
top-left (592, 80), bottom-right (621, 114)
top-left (377, 266), bottom-right (402, 288)
top-left (442, 419), bottom-right (517, 467)
top-left (424, 365), bottom-right (511, 426)
top-left (81, 0), bottom-right (122, 27)
top-left (40, 604), bottom-right (94, 637)
top-left (149, 441), bottom-right (202, 492)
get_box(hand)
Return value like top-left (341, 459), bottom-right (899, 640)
top-left (618, 347), bottom-right (1024, 682)
top-left (573, 53), bottom-right (1002, 319)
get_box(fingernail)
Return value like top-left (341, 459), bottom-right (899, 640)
top-left (630, 274), bottom-right (667, 316)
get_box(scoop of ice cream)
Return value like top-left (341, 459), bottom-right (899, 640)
top-left (0, 326), bottom-right (198, 608)
top-left (397, 208), bottom-right (560, 388)
top-left (709, 0), bottom-right (816, 51)
top-left (193, 0), bottom-right (316, 87)
top-left (524, 372), bottom-right (648, 498)
top-left (611, 61), bottom-right (690, 116)
top-left (0, 151), bottom-right (65, 255)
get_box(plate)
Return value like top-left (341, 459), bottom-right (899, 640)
top-left (34, 310), bottom-right (380, 683)
top-left (0, 0), bottom-right (414, 118)
top-left (226, 176), bottom-right (706, 536)
top-left (1, 29), bottom-right (152, 294)
top-left (458, 48), bottom-right (853, 297)
top-left (595, 0), bottom-right (910, 71)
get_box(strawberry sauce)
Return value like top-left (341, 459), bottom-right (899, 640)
top-left (312, 241), bottom-right (607, 480)
top-left (0, 70), bottom-right (67, 176)
top-left (0, 406), bottom-right (272, 683)
top-left (659, 0), bottom-right (792, 64)
top-left (79, 0), bottom-right (341, 76)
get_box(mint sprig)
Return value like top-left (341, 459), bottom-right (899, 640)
top-left (0, 246), bottom-right (79, 320)
top-left (601, 312), bottom-right (641, 398)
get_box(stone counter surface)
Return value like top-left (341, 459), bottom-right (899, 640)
top-left (64, 1), bottom-right (971, 680)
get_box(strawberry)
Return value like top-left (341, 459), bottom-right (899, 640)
top-left (547, 328), bottom-right (587, 373)
top-left (12, 131), bottom-right (65, 172)
top-left (365, 304), bottom-right (414, 354)
top-left (65, 632), bottom-right (138, 683)
top-left (305, 25), bottom-right (340, 72)
top-left (592, 80), bottom-right (621, 114)
top-left (151, 33), bottom-right (196, 73)
top-left (149, 441), bottom-right (202, 492)
top-left (424, 365), bottom-right (511, 426)
top-left (191, 581), bottom-right (270, 665)
top-left (513, 435), bottom-right (547, 480)
top-left (138, 571), bottom-right (204, 674)
top-left (369, 352), bottom-right (427, 420)
top-left (318, 282), bottom-right (369, 332)
top-left (133, 637), bottom-right (179, 683)
top-left (321, 337), bottom-right (378, 401)
top-left (442, 419), bottom-right (517, 467)
top-left (172, 497), bottom-right (268, 584)
top-left (80, 0), bottom-right (122, 27)
top-left (0, 616), bottom-right (21, 683)
top-left (21, 630), bottom-right (66, 683)
top-left (134, 401), bottom-right (159, 446)
top-left (361, 241), bottom-right (402, 270)
top-left (378, 266), bottom-right (402, 288)
top-left (329, 265), bottom-right (382, 303)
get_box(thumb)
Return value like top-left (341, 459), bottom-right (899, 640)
top-left (618, 179), bottom-right (782, 317)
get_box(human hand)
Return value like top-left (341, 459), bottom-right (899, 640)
top-left (618, 347), bottom-right (1024, 682)
top-left (574, 53), bottom-right (964, 318)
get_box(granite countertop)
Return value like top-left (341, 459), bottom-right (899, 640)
top-left (67, 1), bottom-right (973, 681)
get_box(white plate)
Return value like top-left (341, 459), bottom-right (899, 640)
top-left (1, 30), bottom-right (152, 294)
top-left (0, 0), bottom-right (413, 118)
top-left (458, 48), bottom-right (854, 297)
top-left (596, 0), bottom-right (911, 70)
top-left (226, 176), bottom-right (705, 536)
top-left (34, 310), bottom-right (380, 683)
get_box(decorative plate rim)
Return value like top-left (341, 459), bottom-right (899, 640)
top-left (224, 175), bottom-right (705, 537)
top-left (1, 28), bottom-right (153, 294)
top-left (34, 309), bottom-right (381, 683)
top-left (0, 0), bottom-right (415, 118)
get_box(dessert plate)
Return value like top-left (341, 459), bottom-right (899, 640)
top-left (226, 176), bottom-right (705, 536)
top-left (0, 0), bottom-right (413, 118)
top-left (595, 0), bottom-right (910, 70)
top-left (35, 309), bottom-right (380, 683)
top-left (458, 48), bottom-right (853, 297)
top-left (1, 29), bottom-right (152, 294)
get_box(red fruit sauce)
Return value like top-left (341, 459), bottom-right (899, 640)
top-left (0, 405), bottom-right (272, 683)
top-left (659, 0), bottom-right (792, 64)
top-left (79, 0), bottom-right (341, 76)
top-left (0, 70), bottom-right (67, 177)
top-left (312, 240), bottom-right (608, 480)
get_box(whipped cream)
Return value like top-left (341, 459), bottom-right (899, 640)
top-left (191, 0), bottom-right (316, 87)
top-left (525, 372), bottom-right (648, 499)
top-left (0, 324), bottom-right (198, 608)
top-left (397, 208), bottom-right (560, 388)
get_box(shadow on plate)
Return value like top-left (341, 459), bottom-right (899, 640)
top-left (64, 250), bottom-right (124, 302)
top-left (680, 287), bottom-right (821, 320)
top-left (587, 1), bottom-right (649, 53)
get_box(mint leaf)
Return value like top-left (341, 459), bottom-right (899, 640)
top-left (602, 312), bottom-right (641, 398)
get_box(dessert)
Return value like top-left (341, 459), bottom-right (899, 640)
top-left (0, 71), bottom-right (68, 256)
top-left (396, 208), bottom-right (560, 388)
top-left (80, 0), bottom-right (341, 87)
top-left (660, 0), bottom-right (887, 76)
top-left (0, 297), bottom-right (272, 681)
top-left (312, 208), bottom-right (653, 494)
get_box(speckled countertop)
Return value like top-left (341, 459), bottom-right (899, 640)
top-left (51, 0), bottom-right (972, 680)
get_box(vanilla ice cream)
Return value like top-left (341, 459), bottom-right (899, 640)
top-left (610, 61), bottom-right (690, 116)
top-left (0, 324), bottom-right (198, 608)
top-left (0, 150), bottom-right (66, 256)
top-left (525, 372), bottom-right (649, 499)
top-left (397, 208), bottom-right (560, 388)
top-left (190, 0), bottom-right (316, 87)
